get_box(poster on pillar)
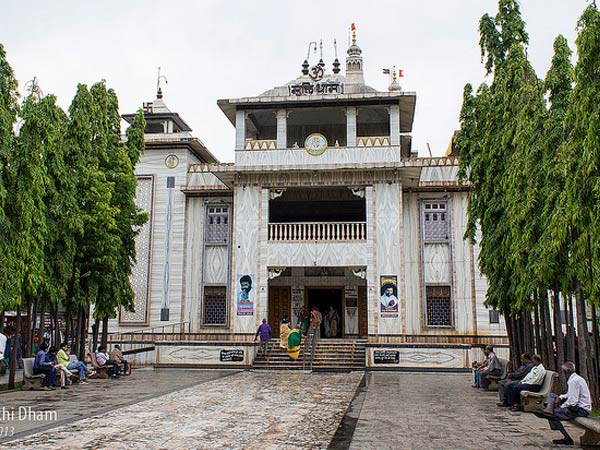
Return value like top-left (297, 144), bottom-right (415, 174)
top-left (345, 285), bottom-right (358, 334)
top-left (380, 275), bottom-right (399, 317)
top-left (291, 285), bottom-right (304, 326)
top-left (236, 274), bottom-right (255, 316)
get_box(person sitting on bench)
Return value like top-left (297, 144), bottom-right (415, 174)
top-left (536, 361), bottom-right (591, 446)
top-left (109, 345), bottom-right (129, 375)
top-left (499, 354), bottom-right (545, 410)
top-left (57, 343), bottom-right (88, 384)
top-left (472, 345), bottom-right (502, 389)
top-left (96, 345), bottom-right (120, 378)
top-left (497, 353), bottom-right (533, 403)
top-left (33, 343), bottom-right (57, 390)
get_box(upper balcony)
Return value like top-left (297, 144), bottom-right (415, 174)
top-left (220, 100), bottom-right (414, 168)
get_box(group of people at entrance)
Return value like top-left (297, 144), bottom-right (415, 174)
top-left (295, 306), bottom-right (340, 339)
top-left (255, 305), bottom-right (339, 361)
top-left (472, 345), bottom-right (592, 446)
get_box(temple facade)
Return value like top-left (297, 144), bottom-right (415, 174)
top-left (112, 29), bottom-right (508, 369)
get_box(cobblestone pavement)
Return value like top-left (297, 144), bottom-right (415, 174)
top-left (0, 368), bottom-right (239, 442)
top-left (1, 370), bottom-right (363, 449)
top-left (349, 372), bottom-right (585, 450)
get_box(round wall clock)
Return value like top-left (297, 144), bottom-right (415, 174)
top-left (304, 133), bottom-right (328, 156)
top-left (165, 154), bottom-right (179, 169)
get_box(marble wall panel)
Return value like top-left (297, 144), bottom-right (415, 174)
top-left (235, 146), bottom-right (402, 167)
top-left (157, 345), bottom-right (253, 365)
top-left (266, 242), bottom-right (368, 267)
top-left (423, 244), bottom-right (450, 284)
top-left (374, 183), bottom-right (403, 335)
top-left (232, 187), bottom-right (260, 334)
top-left (367, 347), bottom-right (468, 369)
top-left (204, 246), bottom-right (229, 284)
top-left (403, 193), bottom-right (421, 334)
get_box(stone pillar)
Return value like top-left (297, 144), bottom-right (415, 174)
top-left (389, 104), bottom-right (400, 145)
top-left (276, 109), bottom-right (287, 149)
top-left (346, 106), bottom-right (357, 147)
top-left (235, 110), bottom-right (246, 150)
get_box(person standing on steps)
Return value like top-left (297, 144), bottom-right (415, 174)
top-left (255, 318), bottom-right (272, 356)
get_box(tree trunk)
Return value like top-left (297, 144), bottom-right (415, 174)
top-left (65, 306), bottom-right (72, 348)
top-left (539, 293), bottom-right (550, 366)
top-left (101, 316), bottom-right (109, 349)
top-left (542, 291), bottom-right (555, 370)
top-left (77, 306), bottom-right (88, 362)
top-left (8, 304), bottom-right (22, 390)
top-left (553, 286), bottom-right (566, 386)
top-left (534, 302), bottom-right (542, 355)
top-left (38, 302), bottom-right (46, 345)
top-left (566, 294), bottom-right (576, 363)
top-left (75, 304), bottom-right (83, 357)
top-left (54, 302), bottom-right (60, 348)
top-left (29, 297), bottom-right (38, 356)
top-left (91, 318), bottom-right (99, 353)
top-left (575, 281), bottom-right (598, 406)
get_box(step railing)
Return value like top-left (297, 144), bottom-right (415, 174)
top-left (268, 221), bottom-right (366, 242)
top-left (302, 327), bottom-right (320, 371)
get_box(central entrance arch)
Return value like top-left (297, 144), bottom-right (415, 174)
top-left (306, 287), bottom-right (343, 338)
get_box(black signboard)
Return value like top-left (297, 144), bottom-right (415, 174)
top-left (220, 349), bottom-right (244, 362)
top-left (373, 350), bottom-right (400, 364)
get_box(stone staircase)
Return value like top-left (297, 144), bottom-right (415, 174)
top-left (253, 338), bottom-right (366, 372)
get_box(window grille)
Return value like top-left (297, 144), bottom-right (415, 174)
top-left (426, 285), bottom-right (452, 326)
top-left (203, 286), bottom-right (227, 325)
top-left (489, 309), bottom-right (500, 324)
top-left (206, 206), bottom-right (229, 244)
top-left (423, 202), bottom-right (449, 242)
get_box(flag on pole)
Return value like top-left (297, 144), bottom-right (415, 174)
top-left (351, 23), bottom-right (356, 31)
top-left (398, 69), bottom-right (404, 77)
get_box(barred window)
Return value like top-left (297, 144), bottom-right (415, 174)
top-left (489, 309), bottom-right (500, 324)
top-left (206, 206), bottom-right (229, 244)
top-left (426, 285), bottom-right (452, 326)
top-left (423, 202), bottom-right (449, 242)
top-left (203, 286), bottom-right (227, 325)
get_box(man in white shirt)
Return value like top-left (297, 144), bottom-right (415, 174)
top-left (536, 361), bottom-right (591, 446)
top-left (501, 354), bottom-right (546, 408)
top-left (0, 328), bottom-right (7, 376)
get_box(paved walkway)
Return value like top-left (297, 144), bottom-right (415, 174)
top-left (0, 368), bottom-right (239, 443)
top-left (349, 372), bottom-right (585, 450)
top-left (1, 370), bottom-right (363, 449)
top-left (0, 370), bottom-right (588, 449)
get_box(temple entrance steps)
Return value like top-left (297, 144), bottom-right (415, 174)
top-left (252, 338), bottom-right (366, 371)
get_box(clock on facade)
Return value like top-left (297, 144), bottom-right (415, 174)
top-left (304, 133), bottom-right (328, 156)
top-left (165, 154), bottom-right (179, 169)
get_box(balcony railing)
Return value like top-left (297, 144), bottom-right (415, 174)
top-left (268, 221), bottom-right (367, 242)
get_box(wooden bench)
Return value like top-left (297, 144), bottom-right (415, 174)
top-left (88, 352), bottom-right (114, 378)
top-left (487, 358), bottom-right (511, 391)
top-left (520, 370), bottom-right (558, 412)
top-left (572, 416), bottom-right (600, 448)
top-left (21, 357), bottom-right (46, 390)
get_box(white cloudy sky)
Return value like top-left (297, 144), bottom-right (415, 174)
top-left (1, 0), bottom-right (588, 161)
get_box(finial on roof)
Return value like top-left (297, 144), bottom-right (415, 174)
top-left (156, 66), bottom-right (168, 99)
top-left (303, 42), bottom-right (318, 76)
top-left (351, 23), bottom-right (357, 46)
top-left (332, 39), bottom-right (340, 74)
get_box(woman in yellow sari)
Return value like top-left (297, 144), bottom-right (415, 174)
top-left (287, 326), bottom-right (302, 360)
top-left (279, 318), bottom-right (291, 349)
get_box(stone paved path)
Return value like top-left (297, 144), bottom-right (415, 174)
top-left (349, 372), bottom-right (585, 450)
top-left (1, 371), bottom-right (363, 449)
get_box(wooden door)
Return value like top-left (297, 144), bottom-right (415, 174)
top-left (358, 285), bottom-right (368, 337)
top-left (268, 286), bottom-right (291, 337)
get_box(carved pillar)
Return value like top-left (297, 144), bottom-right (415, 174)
top-left (276, 109), bottom-right (287, 149)
top-left (346, 106), bottom-right (357, 147)
top-left (389, 104), bottom-right (400, 145)
top-left (235, 109), bottom-right (246, 150)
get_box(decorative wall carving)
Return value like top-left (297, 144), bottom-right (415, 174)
top-left (121, 176), bottom-right (154, 324)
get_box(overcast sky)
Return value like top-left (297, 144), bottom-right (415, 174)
top-left (1, 1), bottom-right (589, 161)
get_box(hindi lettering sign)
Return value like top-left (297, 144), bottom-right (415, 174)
top-left (373, 350), bottom-right (400, 364)
top-left (219, 349), bottom-right (244, 362)
top-left (288, 81), bottom-right (344, 96)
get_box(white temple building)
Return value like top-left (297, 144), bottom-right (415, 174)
top-left (112, 27), bottom-right (508, 370)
